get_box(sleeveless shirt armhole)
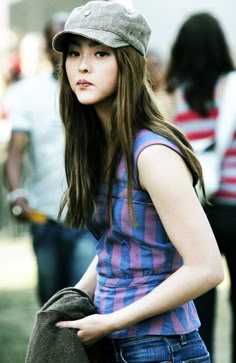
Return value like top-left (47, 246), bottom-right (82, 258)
top-left (133, 130), bottom-right (184, 188)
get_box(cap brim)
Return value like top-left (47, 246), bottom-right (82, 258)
top-left (52, 28), bottom-right (128, 53)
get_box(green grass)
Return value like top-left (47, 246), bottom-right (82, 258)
top-left (0, 289), bottom-right (39, 363)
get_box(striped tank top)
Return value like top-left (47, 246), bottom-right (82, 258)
top-left (89, 129), bottom-right (200, 338)
top-left (175, 87), bottom-right (236, 204)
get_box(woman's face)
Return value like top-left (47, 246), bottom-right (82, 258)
top-left (65, 35), bottom-right (119, 108)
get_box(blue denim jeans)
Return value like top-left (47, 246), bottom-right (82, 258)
top-left (30, 221), bottom-right (97, 304)
top-left (109, 331), bottom-right (210, 363)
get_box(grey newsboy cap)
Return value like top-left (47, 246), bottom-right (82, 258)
top-left (52, 1), bottom-right (151, 56)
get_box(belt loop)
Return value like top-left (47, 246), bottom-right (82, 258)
top-left (112, 340), bottom-right (119, 361)
top-left (180, 334), bottom-right (187, 345)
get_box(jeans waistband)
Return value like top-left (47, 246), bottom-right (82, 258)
top-left (164, 330), bottom-right (200, 345)
top-left (112, 330), bottom-right (200, 348)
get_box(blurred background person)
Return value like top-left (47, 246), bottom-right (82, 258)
top-left (165, 12), bottom-right (236, 363)
top-left (146, 48), bottom-right (173, 122)
top-left (19, 32), bottom-right (48, 79)
top-left (146, 48), bottom-right (165, 92)
top-left (0, 29), bottom-right (21, 124)
top-left (0, 30), bottom-right (21, 87)
top-left (3, 12), bottom-right (97, 305)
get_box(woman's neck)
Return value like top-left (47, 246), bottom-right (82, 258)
top-left (94, 99), bottom-right (113, 136)
top-left (94, 99), bottom-right (116, 182)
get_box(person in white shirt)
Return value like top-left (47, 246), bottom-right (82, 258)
top-left (4, 13), bottom-right (96, 305)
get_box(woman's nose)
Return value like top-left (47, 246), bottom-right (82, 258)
top-left (78, 56), bottom-right (90, 73)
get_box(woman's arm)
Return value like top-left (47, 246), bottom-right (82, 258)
top-left (4, 132), bottom-right (33, 222)
top-left (75, 255), bottom-right (98, 299)
top-left (56, 145), bottom-right (224, 344)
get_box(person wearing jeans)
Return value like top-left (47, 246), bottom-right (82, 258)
top-left (4, 13), bottom-right (96, 305)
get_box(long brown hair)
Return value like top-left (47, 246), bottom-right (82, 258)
top-left (58, 46), bottom-right (204, 228)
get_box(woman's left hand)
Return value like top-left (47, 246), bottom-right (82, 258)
top-left (55, 314), bottom-right (112, 347)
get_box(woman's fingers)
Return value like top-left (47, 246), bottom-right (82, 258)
top-left (55, 320), bottom-right (79, 329)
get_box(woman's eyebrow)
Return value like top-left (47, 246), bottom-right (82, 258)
top-left (88, 40), bottom-right (104, 48)
top-left (69, 39), bottom-right (105, 48)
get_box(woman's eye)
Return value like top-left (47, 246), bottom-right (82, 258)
top-left (96, 51), bottom-right (108, 58)
top-left (68, 50), bottom-right (79, 57)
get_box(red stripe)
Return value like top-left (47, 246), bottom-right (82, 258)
top-left (223, 162), bottom-right (236, 168)
top-left (187, 130), bottom-right (215, 141)
top-left (225, 149), bottom-right (236, 157)
top-left (175, 108), bottom-right (218, 123)
top-left (221, 177), bottom-right (236, 184)
top-left (216, 190), bottom-right (236, 198)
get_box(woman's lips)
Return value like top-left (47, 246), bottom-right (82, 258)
top-left (77, 79), bottom-right (92, 88)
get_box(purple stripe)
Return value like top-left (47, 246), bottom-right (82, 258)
top-left (96, 278), bottom-right (118, 314)
top-left (170, 310), bottom-right (186, 332)
top-left (144, 207), bottom-right (156, 245)
top-left (110, 243), bottom-right (122, 275)
top-left (105, 226), bottom-right (122, 276)
top-left (116, 158), bottom-right (126, 180)
top-left (129, 241), bottom-right (142, 272)
top-left (144, 207), bottom-right (166, 273)
top-left (112, 287), bottom-right (126, 313)
top-left (98, 239), bottom-right (108, 276)
top-left (120, 201), bottom-right (132, 234)
top-left (127, 283), bottom-right (151, 336)
top-left (184, 303), bottom-right (198, 331)
top-left (96, 286), bottom-right (107, 314)
top-left (172, 251), bottom-right (182, 270)
top-left (120, 201), bottom-right (140, 271)
top-left (149, 314), bottom-right (165, 335)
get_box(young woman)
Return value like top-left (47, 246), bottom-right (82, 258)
top-left (53, 2), bottom-right (223, 362)
top-left (165, 13), bottom-right (236, 362)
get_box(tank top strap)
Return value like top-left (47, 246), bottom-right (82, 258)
top-left (132, 129), bottom-right (181, 187)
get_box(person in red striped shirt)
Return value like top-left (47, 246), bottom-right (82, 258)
top-left (166, 12), bottom-right (236, 363)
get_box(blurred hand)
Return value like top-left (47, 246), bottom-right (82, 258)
top-left (55, 314), bottom-right (113, 347)
top-left (10, 197), bottom-right (32, 222)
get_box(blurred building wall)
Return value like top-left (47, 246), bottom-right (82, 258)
top-left (0, 0), bottom-right (9, 33)
top-left (9, 0), bottom-right (88, 34)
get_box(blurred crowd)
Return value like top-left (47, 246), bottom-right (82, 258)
top-left (0, 13), bottom-right (97, 306)
top-left (0, 5), bottom-right (236, 363)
